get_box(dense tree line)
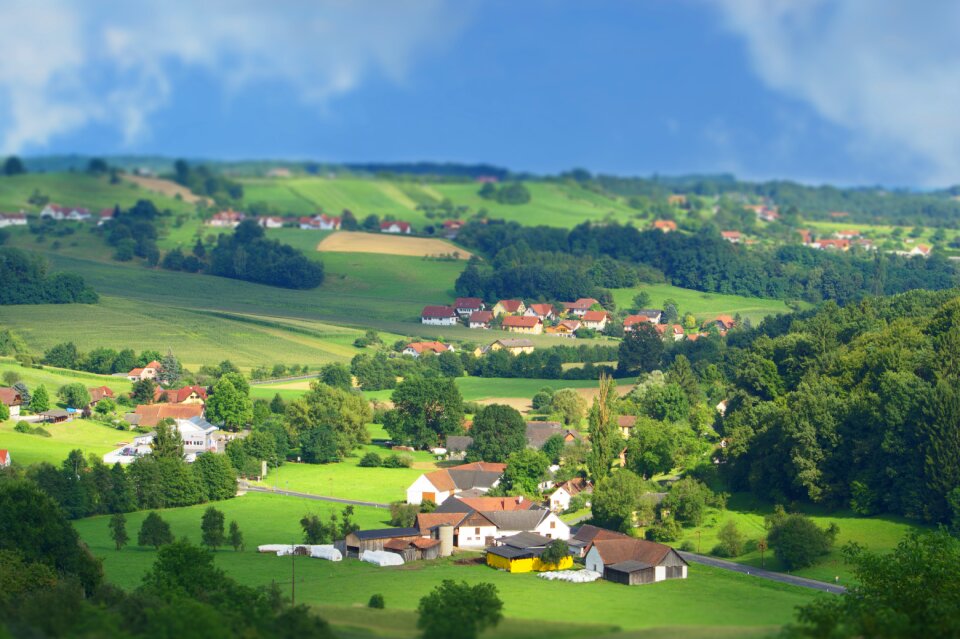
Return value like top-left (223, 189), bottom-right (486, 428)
top-left (684, 288), bottom-right (960, 525)
top-left (455, 219), bottom-right (957, 305)
top-left (104, 199), bottom-right (163, 264)
top-left (206, 220), bottom-right (325, 289)
top-left (171, 159), bottom-right (244, 203)
top-left (0, 248), bottom-right (98, 305)
top-left (42, 342), bottom-right (164, 375)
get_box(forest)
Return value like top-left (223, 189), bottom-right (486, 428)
top-left (0, 247), bottom-right (98, 305)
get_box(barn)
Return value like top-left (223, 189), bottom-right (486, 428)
top-left (343, 527), bottom-right (421, 558)
top-left (585, 537), bottom-right (688, 585)
top-left (382, 537), bottom-right (443, 562)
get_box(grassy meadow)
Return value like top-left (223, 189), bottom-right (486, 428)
top-left (0, 173), bottom-right (194, 214)
top-left (611, 284), bottom-right (797, 324)
top-left (0, 417), bottom-right (131, 466)
top-left (71, 492), bottom-right (820, 635)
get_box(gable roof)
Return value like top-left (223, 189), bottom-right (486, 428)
top-left (525, 421), bottom-right (564, 449)
top-left (607, 559), bottom-right (654, 573)
top-left (469, 310), bottom-right (494, 324)
top-left (496, 299), bottom-right (524, 312)
top-left (416, 512), bottom-right (467, 534)
top-left (405, 341), bottom-right (451, 355)
top-left (502, 316), bottom-right (540, 329)
top-left (482, 509), bottom-right (549, 531)
top-left (421, 305), bottom-right (457, 319)
top-left (0, 388), bottom-right (23, 406)
top-left (155, 385), bottom-right (208, 403)
top-left (587, 537), bottom-right (686, 567)
top-left (454, 297), bottom-right (484, 309)
top-left (456, 496), bottom-right (537, 512)
top-left (133, 403), bottom-right (204, 428)
top-left (652, 219), bottom-right (677, 231)
top-left (445, 435), bottom-right (474, 452)
top-left (352, 527), bottom-right (421, 541)
top-left (494, 338), bottom-right (534, 348)
top-left (617, 415), bottom-right (637, 428)
top-left (499, 531), bottom-right (553, 549)
top-left (380, 220), bottom-right (411, 231)
top-left (421, 461), bottom-right (506, 495)
top-left (554, 477), bottom-right (590, 497)
top-left (527, 303), bottom-right (554, 317)
top-left (581, 310), bottom-right (608, 323)
top-left (88, 386), bottom-right (114, 403)
top-left (573, 524), bottom-right (629, 544)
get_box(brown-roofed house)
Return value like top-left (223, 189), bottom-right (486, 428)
top-left (468, 310), bottom-right (494, 329)
top-left (585, 537), bottom-right (688, 584)
top-left (492, 299), bottom-right (526, 316)
top-left (131, 403), bottom-right (204, 428)
top-left (421, 305), bottom-right (458, 326)
top-left (0, 387), bottom-right (24, 418)
top-left (501, 315), bottom-right (542, 334)
top-left (154, 385), bottom-right (207, 404)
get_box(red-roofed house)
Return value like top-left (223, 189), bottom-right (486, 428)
top-left (154, 385), bottom-right (208, 404)
top-left (454, 297), bottom-right (485, 316)
top-left (721, 231), bottom-right (742, 244)
top-left (88, 386), bottom-right (115, 407)
top-left (403, 342), bottom-right (455, 357)
top-left (381, 221), bottom-right (412, 234)
top-left (0, 449), bottom-right (9, 468)
top-left (421, 305), bottom-right (458, 326)
top-left (207, 210), bottom-right (245, 228)
top-left (127, 361), bottom-right (162, 382)
top-left (0, 212), bottom-right (28, 228)
top-left (299, 213), bottom-right (341, 230)
top-left (813, 238), bottom-right (851, 251)
top-left (502, 315), bottom-right (542, 334)
top-left (652, 219), bottom-right (677, 232)
top-left (835, 229), bottom-right (861, 240)
top-left (492, 300), bottom-right (526, 316)
top-left (40, 204), bottom-right (91, 221)
top-left (580, 310), bottom-right (609, 331)
top-left (469, 310), bottom-right (494, 329)
top-left (524, 303), bottom-right (555, 320)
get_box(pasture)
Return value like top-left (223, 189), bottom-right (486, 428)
top-left (611, 283), bottom-right (797, 324)
top-left (72, 492), bottom-right (820, 634)
top-left (0, 358), bottom-right (131, 395)
top-left (0, 173), bottom-right (193, 214)
top-left (317, 231), bottom-right (472, 259)
top-left (0, 417), bottom-right (131, 466)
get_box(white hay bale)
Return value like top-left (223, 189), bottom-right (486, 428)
top-left (360, 550), bottom-right (404, 567)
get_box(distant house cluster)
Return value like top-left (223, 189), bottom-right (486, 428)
top-left (202, 209), bottom-right (417, 235)
top-left (420, 297), bottom-right (610, 339)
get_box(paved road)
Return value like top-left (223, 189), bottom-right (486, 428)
top-left (678, 551), bottom-right (846, 594)
top-left (240, 483), bottom-right (391, 509)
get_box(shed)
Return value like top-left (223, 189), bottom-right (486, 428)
top-left (383, 537), bottom-right (442, 562)
top-left (604, 560), bottom-right (656, 586)
top-left (38, 409), bottom-right (71, 423)
top-left (344, 527), bottom-right (421, 558)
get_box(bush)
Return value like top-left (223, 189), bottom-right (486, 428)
top-left (368, 594), bottom-right (385, 609)
top-left (679, 540), bottom-right (695, 552)
top-left (358, 452), bottom-right (382, 467)
top-left (389, 502), bottom-right (420, 527)
top-left (382, 454), bottom-right (413, 468)
top-left (645, 519), bottom-right (682, 542)
top-left (715, 519), bottom-right (745, 557)
top-left (14, 421), bottom-right (31, 433)
top-left (767, 513), bottom-right (838, 570)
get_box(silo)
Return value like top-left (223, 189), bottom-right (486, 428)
top-left (438, 525), bottom-right (454, 557)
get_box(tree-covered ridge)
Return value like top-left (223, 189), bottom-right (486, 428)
top-left (0, 247), bottom-right (98, 305)
top-left (456, 219), bottom-right (957, 305)
top-left (714, 288), bottom-right (960, 524)
top-left (207, 219), bottom-right (325, 289)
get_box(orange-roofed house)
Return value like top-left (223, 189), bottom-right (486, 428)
top-left (88, 386), bottom-right (115, 407)
top-left (524, 303), bottom-right (555, 320)
top-left (580, 310), bottom-right (609, 331)
top-left (0, 449), bottom-right (9, 468)
top-left (130, 403), bottom-right (204, 428)
top-left (720, 231), bottom-right (742, 244)
top-left (706, 315), bottom-right (736, 331)
top-left (492, 299), bottom-right (526, 316)
top-left (652, 219), bottom-right (677, 232)
top-left (127, 360), bottom-right (162, 382)
top-left (403, 341), bottom-right (455, 358)
top-left (154, 385), bottom-right (208, 405)
top-left (501, 315), bottom-right (542, 334)
top-left (406, 461), bottom-right (506, 505)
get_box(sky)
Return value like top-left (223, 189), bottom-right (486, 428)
top-left (1, 0), bottom-right (958, 187)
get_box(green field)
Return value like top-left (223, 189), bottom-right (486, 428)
top-left (0, 417), bottom-right (132, 466)
top-left (0, 358), bottom-right (131, 394)
top-left (0, 173), bottom-right (194, 214)
top-left (612, 283), bottom-right (797, 324)
top-left (72, 492), bottom-right (820, 635)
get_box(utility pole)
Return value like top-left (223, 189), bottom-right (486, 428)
top-left (291, 543), bottom-right (296, 606)
top-left (758, 538), bottom-right (767, 569)
top-left (696, 529), bottom-right (701, 554)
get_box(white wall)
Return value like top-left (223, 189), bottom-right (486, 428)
top-left (457, 525), bottom-right (497, 548)
top-left (406, 475), bottom-right (451, 505)
top-left (534, 512), bottom-right (571, 540)
top-left (585, 546), bottom-right (604, 573)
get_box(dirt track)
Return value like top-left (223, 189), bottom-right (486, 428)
top-left (317, 231), bottom-right (473, 259)
top-left (123, 175), bottom-right (212, 205)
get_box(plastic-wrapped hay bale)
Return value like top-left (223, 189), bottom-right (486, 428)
top-left (258, 544), bottom-right (294, 555)
top-left (360, 550), bottom-right (404, 567)
top-left (310, 545), bottom-right (342, 561)
top-left (537, 569), bottom-right (602, 583)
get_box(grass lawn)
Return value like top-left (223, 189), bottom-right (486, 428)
top-left (72, 493), bottom-right (820, 634)
top-left (611, 283), bottom-right (797, 324)
top-left (0, 417), bottom-right (131, 466)
top-left (0, 358), bottom-right (132, 395)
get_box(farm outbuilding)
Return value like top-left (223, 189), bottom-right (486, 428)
top-left (383, 537), bottom-right (442, 562)
top-left (585, 537), bottom-right (688, 585)
top-left (604, 560), bottom-right (659, 586)
top-left (344, 527), bottom-right (422, 558)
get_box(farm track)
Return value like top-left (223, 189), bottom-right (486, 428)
top-left (240, 483), bottom-right (390, 509)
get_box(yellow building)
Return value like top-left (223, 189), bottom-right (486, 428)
top-left (484, 532), bottom-right (574, 573)
top-left (486, 551), bottom-right (574, 573)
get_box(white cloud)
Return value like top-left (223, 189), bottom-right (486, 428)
top-left (713, 0), bottom-right (960, 185)
top-left (0, 0), bottom-right (467, 153)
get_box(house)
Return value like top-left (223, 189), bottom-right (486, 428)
top-left (256, 216), bottom-right (285, 229)
top-left (418, 510), bottom-right (499, 549)
top-left (484, 532), bottom-right (573, 573)
top-left (420, 305), bottom-right (458, 326)
top-left (524, 304), bottom-right (555, 320)
top-left (721, 231), bottom-right (742, 244)
top-left (667, 194), bottom-right (687, 207)
top-left (454, 297), bottom-right (485, 316)
top-left (525, 421), bottom-right (580, 449)
top-left (616, 415), bottom-right (637, 438)
top-left (580, 310), bottom-right (609, 331)
top-left (442, 219), bottom-right (463, 238)
top-left (344, 527), bottom-right (422, 558)
top-left (97, 209), bottom-right (115, 226)
top-left (129, 403), bottom-right (204, 429)
top-left (548, 477), bottom-right (591, 512)
top-left (652, 220), bottom-right (677, 232)
top-left (154, 385), bottom-right (208, 404)
top-left (444, 435), bottom-right (474, 460)
top-left (706, 315), bottom-right (736, 331)
top-left (562, 298), bottom-right (599, 317)
top-left (667, 324), bottom-right (685, 341)
top-left (624, 311), bottom-right (662, 330)
top-left (835, 229), bottom-right (861, 240)
top-left (207, 210), bottom-right (245, 228)
top-left (403, 342), bottom-right (454, 357)
top-left (38, 409), bottom-right (72, 423)
top-left (585, 537), bottom-right (688, 585)
top-left (910, 244), bottom-right (932, 257)
top-left (567, 524), bottom-right (625, 557)
top-left (426, 496), bottom-right (568, 548)
top-left (127, 360), bottom-right (162, 381)
top-left (813, 238), bottom-right (851, 251)
top-left (40, 204), bottom-right (91, 221)
top-left (484, 338), bottom-right (535, 356)
top-left (0, 449), bottom-right (9, 468)
top-left (502, 316), bottom-right (542, 334)
top-left (133, 416), bottom-right (219, 458)
top-left (298, 215), bottom-right (341, 230)
top-left (380, 221), bottom-right (412, 234)
top-left (797, 229), bottom-right (813, 245)
top-left (88, 386), bottom-right (115, 407)
top-left (492, 300), bottom-right (526, 316)
top-left (468, 310), bottom-right (494, 329)
top-left (406, 461), bottom-right (506, 505)
top-left (0, 387), bottom-right (24, 418)
top-left (0, 212), bottom-right (27, 227)
top-left (483, 509), bottom-right (570, 541)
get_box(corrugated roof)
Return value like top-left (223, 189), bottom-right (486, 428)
top-left (607, 560), bottom-right (653, 573)
top-left (499, 531), bottom-right (552, 549)
top-left (483, 510), bottom-right (547, 532)
top-left (352, 527), bottom-right (421, 541)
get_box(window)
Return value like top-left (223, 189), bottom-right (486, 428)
top-left (475, 528), bottom-right (480, 534)
top-left (550, 521), bottom-right (556, 529)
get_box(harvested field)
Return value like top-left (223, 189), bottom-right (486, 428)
top-left (122, 175), bottom-right (212, 204)
top-left (317, 231), bottom-right (473, 259)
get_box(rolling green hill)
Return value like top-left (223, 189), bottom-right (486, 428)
top-left (0, 173), bottom-right (194, 214)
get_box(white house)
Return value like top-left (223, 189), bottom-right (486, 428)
top-left (115, 416), bottom-right (219, 463)
top-left (580, 310), bottom-right (609, 331)
top-left (585, 537), bottom-right (688, 582)
top-left (380, 220), bottom-right (412, 234)
top-left (0, 387), bottom-right (23, 418)
top-left (485, 509), bottom-right (571, 541)
top-left (548, 478), bottom-right (591, 512)
top-left (420, 305), bottom-right (458, 326)
top-left (127, 360), bottom-right (162, 381)
top-left (299, 213), bottom-right (341, 230)
top-left (0, 212), bottom-right (27, 227)
top-left (256, 216), bottom-right (285, 229)
top-left (406, 462), bottom-right (505, 505)
top-left (207, 210), bottom-right (245, 228)
top-left (454, 297), bottom-right (485, 317)
top-left (403, 341), bottom-right (454, 358)
top-left (40, 204), bottom-right (91, 221)
top-left (469, 310), bottom-right (494, 329)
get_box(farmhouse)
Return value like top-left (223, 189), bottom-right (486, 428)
top-left (562, 298), bottom-right (599, 317)
top-left (406, 461), bottom-right (506, 505)
top-left (485, 532), bottom-right (573, 573)
top-left (127, 360), bottom-right (162, 381)
top-left (207, 210), bottom-right (246, 228)
top-left (454, 297), bottom-right (485, 316)
top-left (524, 304), bottom-right (555, 320)
top-left (129, 403), bottom-right (204, 428)
top-left (0, 449), bottom-right (9, 468)
top-left (40, 204), bottom-right (91, 221)
top-left (420, 305), bottom-right (458, 326)
top-left (721, 230), bottom-right (742, 243)
top-left (154, 385), bottom-right (208, 404)
top-left (502, 316), bottom-right (542, 334)
top-left (380, 220), bottom-right (412, 234)
top-left (0, 387), bottom-right (24, 418)
top-left (580, 310), bottom-right (609, 331)
top-left (585, 537), bottom-right (688, 585)
top-left (417, 511), bottom-right (498, 549)
top-left (652, 219), bottom-right (677, 232)
top-left (548, 477), bottom-right (591, 513)
top-left (344, 527), bottom-right (422, 558)
top-left (623, 311), bottom-right (662, 330)
top-left (525, 421), bottom-right (580, 449)
top-left (87, 386), bottom-right (115, 408)
top-left (492, 299), bottom-right (526, 316)
top-left (479, 338), bottom-right (535, 356)
top-left (299, 213), bottom-right (341, 230)
top-left (468, 310), bottom-right (494, 329)
top-left (0, 212), bottom-right (27, 227)
top-left (403, 341), bottom-right (454, 357)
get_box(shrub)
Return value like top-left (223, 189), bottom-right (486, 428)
top-left (368, 594), bottom-right (385, 609)
top-left (32, 427), bottom-right (51, 437)
top-left (358, 452), bottom-right (382, 467)
top-left (767, 513), bottom-right (838, 570)
top-left (679, 540), bottom-right (695, 552)
top-left (645, 519), bottom-right (682, 542)
top-left (14, 421), bottom-right (31, 433)
top-left (389, 502), bottom-right (419, 528)
top-left (715, 520), bottom-right (745, 557)
top-left (383, 454), bottom-right (412, 468)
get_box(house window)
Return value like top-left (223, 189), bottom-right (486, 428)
top-left (475, 528), bottom-right (480, 535)
top-left (550, 521), bottom-right (556, 529)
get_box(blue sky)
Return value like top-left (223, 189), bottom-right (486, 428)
top-left (2, 0), bottom-right (959, 186)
